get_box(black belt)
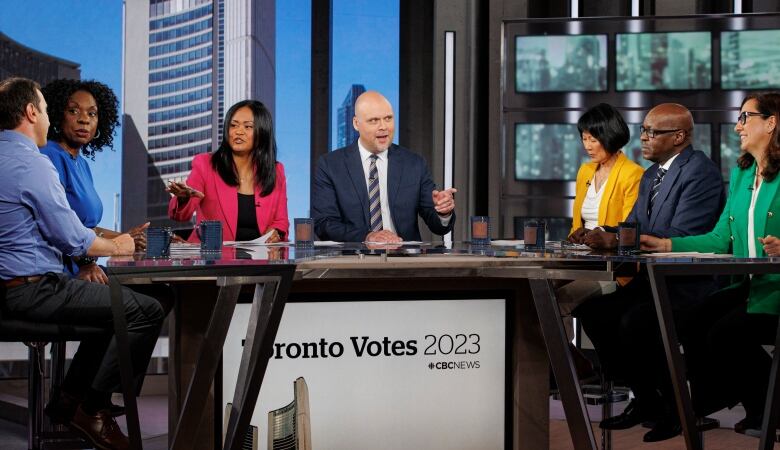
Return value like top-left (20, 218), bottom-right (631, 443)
top-left (2, 275), bottom-right (44, 289)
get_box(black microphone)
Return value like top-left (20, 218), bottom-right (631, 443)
top-left (748, 185), bottom-right (754, 191)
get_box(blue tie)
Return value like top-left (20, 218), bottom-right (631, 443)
top-left (368, 155), bottom-right (383, 232)
top-left (648, 167), bottom-right (667, 217)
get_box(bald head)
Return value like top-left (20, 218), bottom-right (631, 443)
top-left (641, 103), bottom-right (694, 164)
top-left (647, 103), bottom-right (694, 134)
top-left (353, 91), bottom-right (395, 153)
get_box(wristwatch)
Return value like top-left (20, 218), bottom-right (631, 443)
top-left (76, 256), bottom-right (97, 267)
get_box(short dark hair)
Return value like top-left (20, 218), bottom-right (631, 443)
top-left (577, 103), bottom-right (630, 154)
top-left (0, 77), bottom-right (42, 130)
top-left (42, 79), bottom-right (120, 160)
top-left (738, 92), bottom-right (780, 182)
top-left (211, 100), bottom-right (278, 196)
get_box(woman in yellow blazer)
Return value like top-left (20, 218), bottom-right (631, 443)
top-left (569, 103), bottom-right (644, 242)
top-left (558, 104), bottom-right (644, 377)
top-left (643, 92), bottom-right (780, 433)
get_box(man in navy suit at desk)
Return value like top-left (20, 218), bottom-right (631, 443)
top-left (313, 91), bottom-right (456, 243)
top-left (573, 103), bottom-right (724, 442)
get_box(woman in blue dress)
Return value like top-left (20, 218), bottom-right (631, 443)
top-left (39, 79), bottom-right (173, 430)
top-left (40, 79), bottom-right (148, 283)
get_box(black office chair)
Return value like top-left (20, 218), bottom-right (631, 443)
top-left (0, 312), bottom-right (111, 449)
top-left (0, 279), bottom-right (142, 450)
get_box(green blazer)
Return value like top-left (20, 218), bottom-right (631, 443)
top-left (671, 162), bottom-right (780, 315)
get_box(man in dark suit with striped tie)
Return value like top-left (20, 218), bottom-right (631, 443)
top-left (312, 91), bottom-right (456, 243)
top-left (572, 103), bottom-right (725, 442)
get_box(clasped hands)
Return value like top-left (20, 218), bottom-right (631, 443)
top-left (568, 227), bottom-right (617, 249)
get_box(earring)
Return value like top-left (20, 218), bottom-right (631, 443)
top-left (93, 129), bottom-right (101, 140)
top-left (52, 126), bottom-right (60, 134)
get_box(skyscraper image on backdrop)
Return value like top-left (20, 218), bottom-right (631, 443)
top-left (122, 0), bottom-right (275, 228)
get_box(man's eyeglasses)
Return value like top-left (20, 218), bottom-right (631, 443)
top-left (639, 126), bottom-right (682, 139)
top-left (737, 111), bottom-right (770, 126)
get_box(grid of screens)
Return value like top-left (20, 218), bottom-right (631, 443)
top-left (624, 124), bottom-right (712, 169)
top-left (721, 30), bottom-right (780, 90)
top-left (616, 32), bottom-right (712, 91)
top-left (515, 35), bottom-right (608, 92)
top-left (720, 123), bottom-right (741, 181)
top-left (515, 124), bottom-right (586, 180)
top-left (515, 123), bottom-right (713, 180)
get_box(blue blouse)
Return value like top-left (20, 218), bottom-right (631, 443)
top-left (39, 141), bottom-right (103, 228)
top-left (40, 141), bottom-right (103, 275)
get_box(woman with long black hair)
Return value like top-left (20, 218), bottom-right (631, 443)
top-left (168, 99), bottom-right (289, 242)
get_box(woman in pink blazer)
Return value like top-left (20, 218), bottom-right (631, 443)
top-left (167, 100), bottom-right (289, 242)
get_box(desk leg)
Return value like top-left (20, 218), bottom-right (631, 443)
top-left (171, 281), bottom-right (242, 450)
top-left (223, 270), bottom-right (293, 450)
top-left (528, 278), bottom-right (596, 450)
top-left (647, 265), bottom-right (701, 450)
top-left (759, 318), bottom-right (780, 450)
top-left (108, 277), bottom-right (143, 450)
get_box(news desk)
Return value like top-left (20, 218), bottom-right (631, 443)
top-left (107, 244), bottom-right (780, 450)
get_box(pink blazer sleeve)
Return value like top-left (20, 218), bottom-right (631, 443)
top-left (266, 163), bottom-right (289, 239)
top-left (168, 154), bottom-right (208, 222)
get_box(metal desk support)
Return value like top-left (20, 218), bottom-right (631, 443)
top-left (110, 266), bottom-right (296, 450)
top-left (647, 261), bottom-right (780, 450)
top-left (528, 278), bottom-right (598, 450)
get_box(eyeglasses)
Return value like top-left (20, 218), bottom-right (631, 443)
top-left (737, 111), bottom-right (770, 126)
top-left (639, 126), bottom-right (682, 139)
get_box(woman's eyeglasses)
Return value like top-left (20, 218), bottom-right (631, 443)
top-left (737, 111), bottom-right (770, 126)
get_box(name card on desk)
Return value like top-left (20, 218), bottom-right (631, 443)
top-left (223, 299), bottom-right (505, 450)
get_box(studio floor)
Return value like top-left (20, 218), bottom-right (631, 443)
top-left (0, 395), bottom-right (776, 449)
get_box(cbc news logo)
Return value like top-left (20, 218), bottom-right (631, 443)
top-left (428, 361), bottom-right (480, 370)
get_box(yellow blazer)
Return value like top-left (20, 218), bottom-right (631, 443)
top-left (569, 152), bottom-right (644, 237)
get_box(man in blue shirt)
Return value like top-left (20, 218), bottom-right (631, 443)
top-left (0, 77), bottom-right (164, 450)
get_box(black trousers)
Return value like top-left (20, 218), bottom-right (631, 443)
top-left (684, 280), bottom-right (779, 419)
top-left (573, 275), bottom-right (689, 420)
top-left (2, 273), bottom-right (165, 395)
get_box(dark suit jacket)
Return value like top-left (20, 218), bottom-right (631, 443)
top-left (627, 145), bottom-right (725, 308)
top-left (623, 146), bottom-right (724, 238)
top-left (312, 143), bottom-right (455, 241)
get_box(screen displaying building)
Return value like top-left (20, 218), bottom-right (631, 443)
top-left (616, 32), bottom-right (711, 91)
top-left (624, 123), bottom-right (712, 169)
top-left (720, 123), bottom-right (741, 181)
top-left (721, 30), bottom-right (780, 90)
top-left (514, 123), bottom-right (587, 180)
top-left (336, 84), bottom-right (365, 149)
top-left (515, 35), bottom-right (607, 92)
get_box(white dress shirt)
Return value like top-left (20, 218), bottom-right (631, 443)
top-left (749, 172), bottom-right (762, 258)
top-left (358, 141), bottom-right (397, 233)
top-left (581, 179), bottom-right (605, 230)
top-left (357, 141), bottom-right (451, 235)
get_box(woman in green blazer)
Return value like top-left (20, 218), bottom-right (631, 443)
top-left (642, 92), bottom-right (780, 433)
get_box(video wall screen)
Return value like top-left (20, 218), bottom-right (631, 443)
top-left (514, 124), bottom-right (588, 180)
top-left (616, 32), bottom-right (712, 91)
top-left (515, 35), bottom-right (608, 92)
top-left (624, 123), bottom-right (712, 169)
top-left (721, 30), bottom-right (780, 90)
top-left (720, 123), bottom-right (741, 181)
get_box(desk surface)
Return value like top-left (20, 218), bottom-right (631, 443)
top-left (106, 241), bottom-right (780, 268)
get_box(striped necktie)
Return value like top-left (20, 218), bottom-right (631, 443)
top-left (648, 167), bottom-right (668, 217)
top-left (368, 154), bottom-right (383, 232)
